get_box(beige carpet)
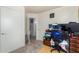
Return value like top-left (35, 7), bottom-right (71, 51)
top-left (11, 40), bottom-right (64, 53)
top-left (38, 45), bottom-right (64, 53)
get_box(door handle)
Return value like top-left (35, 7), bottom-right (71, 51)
top-left (1, 33), bottom-right (5, 35)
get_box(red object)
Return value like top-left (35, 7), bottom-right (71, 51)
top-left (70, 33), bottom-right (74, 38)
top-left (70, 35), bottom-right (79, 52)
top-left (45, 29), bottom-right (49, 32)
top-left (45, 29), bottom-right (51, 32)
top-left (43, 39), bottom-right (51, 46)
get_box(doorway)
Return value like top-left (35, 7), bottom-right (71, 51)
top-left (29, 18), bottom-right (36, 42)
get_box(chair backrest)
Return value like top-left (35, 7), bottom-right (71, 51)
top-left (51, 30), bottom-right (63, 43)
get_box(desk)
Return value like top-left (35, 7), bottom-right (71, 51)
top-left (43, 39), bottom-right (51, 46)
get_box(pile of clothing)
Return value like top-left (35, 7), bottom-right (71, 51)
top-left (43, 24), bottom-right (69, 53)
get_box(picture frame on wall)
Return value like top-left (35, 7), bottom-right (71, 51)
top-left (50, 13), bottom-right (55, 18)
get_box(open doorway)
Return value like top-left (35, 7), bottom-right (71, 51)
top-left (29, 18), bottom-right (36, 42)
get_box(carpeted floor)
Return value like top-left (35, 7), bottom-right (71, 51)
top-left (38, 45), bottom-right (64, 53)
top-left (11, 40), bottom-right (64, 53)
top-left (11, 40), bottom-right (43, 53)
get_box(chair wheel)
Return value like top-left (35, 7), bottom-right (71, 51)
top-left (50, 49), bottom-right (58, 53)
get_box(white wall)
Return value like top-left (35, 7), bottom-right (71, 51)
top-left (0, 9), bottom-right (1, 51)
top-left (37, 6), bottom-right (79, 40)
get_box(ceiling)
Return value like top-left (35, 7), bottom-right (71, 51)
top-left (25, 6), bottom-right (61, 13)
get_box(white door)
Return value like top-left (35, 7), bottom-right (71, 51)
top-left (0, 7), bottom-right (25, 52)
top-left (0, 9), bottom-right (1, 52)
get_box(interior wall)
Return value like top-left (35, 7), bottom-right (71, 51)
top-left (37, 6), bottom-right (79, 40)
top-left (0, 9), bottom-right (1, 52)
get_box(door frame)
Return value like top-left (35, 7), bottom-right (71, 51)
top-left (29, 18), bottom-right (36, 40)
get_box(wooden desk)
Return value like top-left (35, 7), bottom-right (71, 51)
top-left (43, 39), bottom-right (51, 46)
